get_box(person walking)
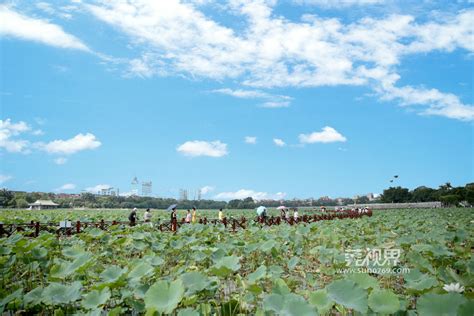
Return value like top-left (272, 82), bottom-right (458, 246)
top-left (170, 207), bottom-right (177, 222)
top-left (129, 208), bottom-right (138, 226)
top-left (185, 209), bottom-right (192, 223)
top-left (192, 207), bottom-right (197, 223)
top-left (218, 208), bottom-right (224, 221)
top-left (144, 208), bottom-right (152, 222)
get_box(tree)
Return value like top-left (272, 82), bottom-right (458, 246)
top-left (465, 188), bottom-right (474, 206)
top-left (356, 196), bottom-right (370, 204)
top-left (0, 189), bottom-right (14, 208)
top-left (411, 186), bottom-right (436, 202)
top-left (15, 198), bottom-right (29, 208)
top-left (381, 187), bottom-right (411, 203)
top-left (439, 194), bottom-right (461, 207)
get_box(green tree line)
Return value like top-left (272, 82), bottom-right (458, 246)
top-left (0, 182), bottom-right (472, 209)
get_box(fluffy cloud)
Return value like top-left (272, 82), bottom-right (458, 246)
top-left (294, 0), bottom-right (385, 7)
top-left (0, 119), bottom-right (31, 153)
top-left (38, 133), bottom-right (101, 155)
top-left (0, 174), bottom-right (12, 184)
top-left (0, 6), bottom-right (89, 51)
top-left (177, 140), bottom-right (228, 157)
top-left (56, 183), bottom-right (76, 191)
top-left (299, 126), bottom-right (347, 143)
top-left (214, 189), bottom-right (286, 201)
top-left (212, 88), bottom-right (270, 99)
top-left (83, 1), bottom-right (473, 121)
top-left (200, 185), bottom-right (215, 195)
top-left (260, 101), bottom-right (290, 108)
top-left (54, 157), bottom-right (68, 165)
top-left (212, 88), bottom-right (292, 108)
top-left (85, 184), bottom-right (111, 194)
top-left (244, 136), bottom-right (257, 144)
top-left (378, 84), bottom-right (474, 121)
top-left (0, 119), bottom-right (102, 160)
top-left (273, 138), bottom-right (286, 147)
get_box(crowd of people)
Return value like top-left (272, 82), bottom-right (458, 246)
top-left (128, 205), bottom-right (371, 226)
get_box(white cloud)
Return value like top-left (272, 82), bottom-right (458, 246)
top-left (83, 1), bottom-right (473, 121)
top-left (244, 136), bottom-right (257, 144)
top-left (54, 157), bottom-right (68, 165)
top-left (85, 184), bottom-right (111, 194)
top-left (212, 88), bottom-right (292, 108)
top-left (32, 129), bottom-right (44, 136)
top-left (212, 88), bottom-right (270, 99)
top-left (0, 6), bottom-right (89, 51)
top-left (0, 119), bottom-right (31, 153)
top-left (299, 126), bottom-right (347, 144)
top-left (38, 133), bottom-right (101, 155)
top-left (214, 189), bottom-right (286, 201)
top-left (119, 191), bottom-right (134, 197)
top-left (200, 185), bottom-right (215, 195)
top-left (273, 138), bottom-right (286, 147)
top-left (260, 101), bottom-right (290, 108)
top-left (177, 140), bottom-right (228, 157)
top-left (56, 183), bottom-right (76, 191)
top-left (294, 0), bottom-right (385, 7)
top-left (0, 174), bottom-right (12, 184)
top-left (377, 84), bottom-right (474, 121)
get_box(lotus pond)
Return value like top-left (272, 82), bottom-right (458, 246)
top-left (0, 208), bottom-right (473, 315)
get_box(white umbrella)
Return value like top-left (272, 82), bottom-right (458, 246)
top-left (277, 206), bottom-right (287, 210)
top-left (256, 206), bottom-right (266, 216)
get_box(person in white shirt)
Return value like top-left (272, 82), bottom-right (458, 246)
top-left (185, 209), bottom-right (192, 223)
top-left (144, 208), bottom-right (152, 222)
top-left (218, 208), bottom-right (224, 221)
top-left (293, 209), bottom-right (299, 221)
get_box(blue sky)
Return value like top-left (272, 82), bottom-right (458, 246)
top-left (0, 0), bottom-right (473, 200)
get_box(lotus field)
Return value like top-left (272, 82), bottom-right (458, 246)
top-left (0, 208), bottom-right (473, 315)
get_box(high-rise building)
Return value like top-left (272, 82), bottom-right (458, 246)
top-left (142, 181), bottom-right (152, 196)
top-left (179, 189), bottom-right (188, 201)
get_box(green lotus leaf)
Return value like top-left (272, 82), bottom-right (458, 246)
top-left (326, 279), bottom-right (368, 314)
top-left (82, 287), bottom-right (111, 310)
top-left (309, 289), bottom-right (334, 314)
top-left (403, 269), bottom-right (438, 291)
top-left (24, 287), bottom-right (43, 306)
top-left (146, 255), bottom-right (165, 266)
top-left (145, 279), bottom-right (184, 314)
top-left (42, 281), bottom-right (82, 305)
top-left (260, 240), bottom-right (277, 252)
top-left (287, 256), bottom-right (299, 270)
top-left (417, 293), bottom-right (467, 316)
top-left (128, 262), bottom-right (154, 280)
top-left (247, 265), bottom-right (267, 284)
top-left (368, 289), bottom-right (400, 314)
top-left (62, 245), bottom-right (85, 258)
top-left (264, 293), bottom-right (316, 316)
top-left (458, 299), bottom-right (474, 316)
top-left (50, 253), bottom-right (92, 279)
top-left (32, 247), bottom-right (48, 259)
top-left (268, 265), bottom-right (284, 278)
top-left (347, 273), bottom-right (379, 290)
top-left (0, 288), bottom-right (22, 308)
top-left (177, 308), bottom-right (199, 316)
top-left (87, 228), bottom-right (104, 238)
top-left (0, 246), bottom-right (11, 255)
top-left (272, 278), bottom-right (291, 295)
top-left (210, 256), bottom-right (240, 277)
top-left (181, 272), bottom-right (210, 295)
top-left (100, 265), bottom-right (127, 283)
